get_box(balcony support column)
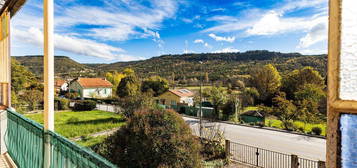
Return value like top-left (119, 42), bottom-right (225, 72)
top-left (43, 0), bottom-right (54, 167)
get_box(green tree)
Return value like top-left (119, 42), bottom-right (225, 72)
top-left (271, 92), bottom-right (297, 130)
top-left (22, 90), bottom-right (43, 111)
top-left (141, 76), bottom-right (169, 96)
top-left (97, 109), bottom-right (202, 168)
top-left (205, 87), bottom-right (228, 119)
top-left (282, 66), bottom-right (325, 100)
top-left (294, 84), bottom-right (326, 128)
top-left (116, 72), bottom-right (140, 98)
top-left (249, 64), bottom-right (281, 104)
top-left (11, 59), bottom-right (37, 93)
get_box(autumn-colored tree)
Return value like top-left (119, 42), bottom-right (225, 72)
top-left (105, 71), bottom-right (126, 94)
top-left (282, 66), bottom-right (325, 100)
top-left (249, 64), bottom-right (281, 104)
top-left (116, 71), bottom-right (140, 98)
top-left (141, 76), bottom-right (169, 96)
top-left (204, 87), bottom-right (228, 119)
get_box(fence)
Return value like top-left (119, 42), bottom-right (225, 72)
top-left (96, 104), bottom-right (122, 113)
top-left (227, 140), bottom-right (324, 168)
top-left (5, 108), bottom-right (117, 168)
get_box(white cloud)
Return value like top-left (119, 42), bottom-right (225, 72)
top-left (204, 43), bottom-right (210, 48)
top-left (298, 48), bottom-right (327, 55)
top-left (11, 0), bottom-right (178, 61)
top-left (208, 33), bottom-right (235, 43)
top-left (194, 39), bottom-right (204, 43)
top-left (298, 21), bottom-right (327, 48)
top-left (214, 47), bottom-right (240, 53)
top-left (13, 27), bottom-right (125, 60)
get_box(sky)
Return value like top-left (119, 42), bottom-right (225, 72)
top-left (11, 0), bottom-right (328, 63)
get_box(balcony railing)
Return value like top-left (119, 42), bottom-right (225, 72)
top-left (5, 108), bottom-right (117, 168)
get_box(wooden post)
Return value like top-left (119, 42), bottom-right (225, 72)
top-left (225, 139), bottom-right (230, 160)
top-left (291, 155), bottom-right (299, 168)
top-left (318, 161), bottom-right (326, 168)
top-left (43, 0), bottom-right (54, 167)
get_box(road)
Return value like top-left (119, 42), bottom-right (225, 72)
top-left (183, 116), bottom-right (326, 161)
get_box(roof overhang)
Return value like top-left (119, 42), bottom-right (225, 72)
top-left (0, 0), bottom-right (27, 17)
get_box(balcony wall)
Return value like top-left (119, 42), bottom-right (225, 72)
top-left (5, 108), bottom-right (117, 168)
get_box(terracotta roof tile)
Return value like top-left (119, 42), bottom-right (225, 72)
top-left (169, 89), bottom-right (194, 97)
top-left (55, 80), bottom-right (65, 87)
top-left (76, 78), bottom-right (113, 88)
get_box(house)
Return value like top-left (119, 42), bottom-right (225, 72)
top-left (54, 79), bottom-right (68, 92)
top-left (68, 78), bottom-right (113, 99)
top-left (158, 89), bottom-right (194, 106)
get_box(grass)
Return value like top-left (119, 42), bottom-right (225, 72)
top-left (76, 135), bottom-right (108, 147)
top-left (25, 110), bottom-right (125, 138)
top-left (241, 106), bottom-right (326, 136)
top-left (265, 118), bottom-right (327, 136)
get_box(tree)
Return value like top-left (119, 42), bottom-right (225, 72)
top-left (97, 109), bottom-right (202, 168)
top-left (271, 92), bottom-right (297, 130)
top-left (141, 76), bottom-right (169, 96)
top-left (116, 72), bottom-right (140, 98)
top-left (249, 64), bottom-right (281, 104)
top-left (294, 84), bottom-right (326, 128)
top-left (282, 66), bottom-right (325, 100)
top-left (105, 71), bottom-right (126, 94)
top-left (240, 87), bottom-right (259, 106)
top-left (204, 87), bottom-right (228, 119)
top-left (11, 59), bottom-right (37, 93)
top-left (22, 90), bottom-right (43, 111)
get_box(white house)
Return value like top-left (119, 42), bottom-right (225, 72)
top-left (55, 79), bottom-right (68, 92)
top-left (68, 78), bottom-right (113, 99)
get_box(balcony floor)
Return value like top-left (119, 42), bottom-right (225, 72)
top-left (0, 154), bottom-right (15, 168)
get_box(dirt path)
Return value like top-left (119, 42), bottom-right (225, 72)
top-left (71, 128), bottom-right (119, 141)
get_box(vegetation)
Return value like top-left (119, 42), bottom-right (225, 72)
top-left (141, 75), bottom-right (169, 96)
top-left (116, 69), bottom-right (140, 98)
top-left (96, 109), bottom-right (202, 168)
top-left (73, 100), bottom-right (97, 111)
top-left (265, 118), bottom-right (326, 136)
top-left (25, 110), bottom-right (125, 138)
top-left (76, 135), bottom-right (108, 147)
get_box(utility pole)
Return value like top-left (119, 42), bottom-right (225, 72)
top-left (199, 61), bottom-right (203, 137)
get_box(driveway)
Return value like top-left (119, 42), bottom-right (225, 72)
top-left (183, 116), bottom-right (326, 161)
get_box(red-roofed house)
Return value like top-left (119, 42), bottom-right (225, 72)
top-left (55, 79), bottom-right (68, 92)
top-left (68, 78), bottom-right (113, 99)
top-left (158, 89), bottom-right (195, 106)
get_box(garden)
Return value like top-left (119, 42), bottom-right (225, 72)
top-left (25, 110), bottom-right (125, 138)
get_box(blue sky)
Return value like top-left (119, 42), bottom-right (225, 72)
top-left (11, 0), bottom-right (328, 63)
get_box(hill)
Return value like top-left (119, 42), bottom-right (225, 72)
top-left (91, 50), bottom-right (327, 84)
top-left (13, 51), bottom-right (327, 84)
top-left (14, 55), bottom-right (93, 78)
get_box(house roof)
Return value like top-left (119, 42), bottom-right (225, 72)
top-left (241, 110), bottom-right (265, 118)
top-left (75, 78), bottom-right (113, 88)
top-left (169, 89), bottom-right (194, 97)
top-left (55, 80), bottom-right (65, 87)
top-left (0, 0), bottom-right (27, 17)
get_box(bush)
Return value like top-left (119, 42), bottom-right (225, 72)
top-left (73, 100), bottom-right (96, 111)
top-left (311, 127), bottom-right (322, 135)
top-left (55, 97), bottom-right (69, 110)
top-left (65, 92), bottom-right (79, 99)
top-left (96, 109), bottom-right (202, 168)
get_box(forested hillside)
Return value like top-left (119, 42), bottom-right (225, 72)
top-left (94, 50), bottom-right (327, 84)
top-left (13, 51), bottom-right (327, 84)
top-left (14, 55), bottom-right (92, 78)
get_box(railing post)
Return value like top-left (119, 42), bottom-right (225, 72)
top-left (256, 148), bottom-right (259, 166)
top-left (291, 155), bottom-right (299, 168)
top-left (43, 0), bottom-right (55, 167)
top-left (318, 161), bottom-right (326, 168)
top-left (225, 139), bottom-right (230, 160)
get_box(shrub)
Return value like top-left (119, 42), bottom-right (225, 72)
top-left (297, 127), bottom-right (305, 133)
top-left (73, 100), bottom-right (96, 111)
top-left (65, 92), bottom-right (79, 99)
top-left (55, 97), bottom-right (69, 110)
top-left (311, 127), bottom-right (322, 135)
top-left (96, 109), bottom-right (202, 168)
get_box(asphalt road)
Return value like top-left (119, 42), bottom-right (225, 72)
top-left (183, 116), bottom-right (326, 161)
